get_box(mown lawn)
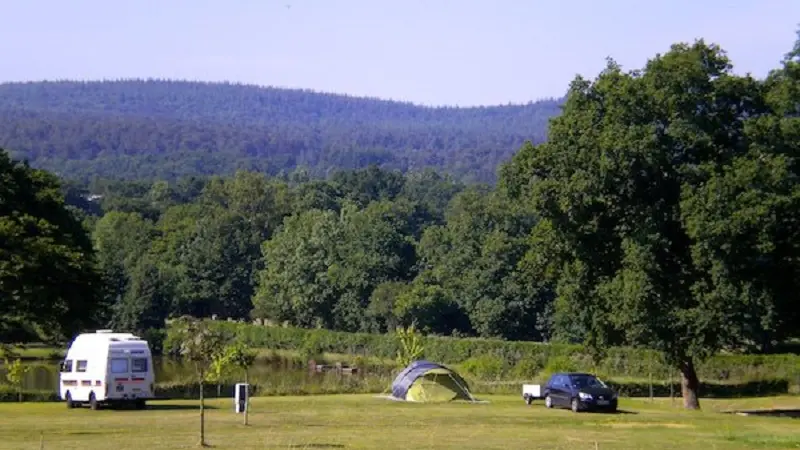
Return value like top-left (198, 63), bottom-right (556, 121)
top-left (0, 395), bottom-right (797, 449)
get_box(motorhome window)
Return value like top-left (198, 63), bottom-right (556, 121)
top-left (76, 360), bottom-right (88, 372)
top-left (132, 358), bottom-right (148, 373)
top-left (60, 360), bottom-right (73, 372)
top-left (110, 358), bottom-right (129, 374)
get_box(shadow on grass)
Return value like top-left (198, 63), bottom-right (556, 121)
top-left (286, 445), bottom-right (345, 449)
top-left (103, 403), bottom-right (217, 411)
top-left (538, 406), bottom-right (638, 415)
top-left (580, 409), bottom-right (637, 415)
top-left (729, 409), bottom-right (800, 419)
top-left (147, 403), bottom-right (217, 411)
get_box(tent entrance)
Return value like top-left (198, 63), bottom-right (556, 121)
top-left (406, 368), bottom-right (472, 402)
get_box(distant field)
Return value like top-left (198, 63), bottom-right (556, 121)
top-left (0, 395), bottom-right (797, 449)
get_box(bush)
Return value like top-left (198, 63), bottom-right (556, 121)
top-left (139, 328), bottom-right (166, 355)
top-left (195, 321), bottom-right (800, 385)
top-left (541, 355), bottom-right (579, 378)
top-left (0, 386), bottom-right (60, 402)
top-left (467, 378), bottom-right (793, 398)
top-left (510, 358), bottom-right (543, 381)
top-left (299, 333), bottom-right (325, 364)
top-left (460, 355), bottom-right (505, 380)
top-left (153, 374), bottom-right (390, 399)
top-left (605, 379), bottom-right (792, 398)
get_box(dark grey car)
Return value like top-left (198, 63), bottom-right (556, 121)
top-left (543, 372), bottom-right (618, 413)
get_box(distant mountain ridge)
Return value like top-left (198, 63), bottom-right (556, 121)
top-left (0, 79), bottom-right (563, 182)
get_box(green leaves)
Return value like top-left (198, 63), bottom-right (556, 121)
top-left (505, 39), bottom-right (776, 368)
top-left (0, 149), bottom-right (103, 342)
top-left (170, 317), bottom-right (229, 371)
top-left (414, 188), bottom-right (552, 340)
top-left (2, 358), bottom-right (29, 402)
top-left (498, 35), bottom-right (800, 408)
top-left (252, 209), bottom-right (342, 328)
top-left (395, 325), bottom-right (424, 368)
top-left (252, 198), bottom-right (424, 332)
top-left (224, 341), bottom-right (257, 373)
top-left (207, 341), bottom-right (256, 384)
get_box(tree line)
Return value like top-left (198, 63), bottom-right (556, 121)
top-left (2, 36), bottom-right (799, 410)
top-left (69, 165), bottom-right (554, 342)
top-left (0, 80), bottom-right (562, 183)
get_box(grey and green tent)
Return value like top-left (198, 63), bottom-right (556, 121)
top-left (390, 360), bottom-right (476, 402)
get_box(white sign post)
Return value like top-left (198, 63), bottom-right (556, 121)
top-left (234, 383), bottom-right (249, 413)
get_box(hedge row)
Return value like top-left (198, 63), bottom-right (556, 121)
top-left (147, 378), bottom-right (798, 399)
top-left (0, 376), bottom-right (391, 403)
top-left (470, 378), bottom-right (795, 398)
top-left (4, 377), bottom-right (792, 403)
top-left (193, 321), bottom-right (800, 383)
top-left (0, 386), bottom-right (59, 402)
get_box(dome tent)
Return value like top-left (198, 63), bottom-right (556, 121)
top-left (390, 360), bottom-right (476, 402)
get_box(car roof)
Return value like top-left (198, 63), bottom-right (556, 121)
top-left (551, 372), bottom-right (595, 377)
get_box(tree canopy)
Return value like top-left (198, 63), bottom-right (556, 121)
top-left (501, 38), bottom-right (800, 409)
top-left (0, 149), bottom-right (103, 342)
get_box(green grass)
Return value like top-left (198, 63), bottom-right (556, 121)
top-left (0, 395), bottom-right (797, 449)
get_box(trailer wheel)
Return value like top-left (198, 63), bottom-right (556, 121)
top-left (525, 395), bottom-right (533, 406)
top-left (65, 392), bottom-right (74, 409)
top-left (135, 399), bottom-right (146, 410)
top-left (89, 393), bottom-right (100, 410)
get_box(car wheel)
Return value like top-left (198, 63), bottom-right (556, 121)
top-left (89, 393), bottom-right (100, 410)
top-left (571, 398), bottom-right (580, 413)
top-left (545, 395), bottom-right (553, 409)
top-left (65, 392), bottom-right (74, 409)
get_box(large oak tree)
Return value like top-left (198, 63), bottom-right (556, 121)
top-left (502, 39), bottom-right (800, 409)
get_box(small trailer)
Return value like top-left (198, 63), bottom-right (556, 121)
top-left (522, 384), bottom-right (543, 405)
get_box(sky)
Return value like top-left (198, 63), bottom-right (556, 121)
top-left (1, 0), bottom-right (799, 106)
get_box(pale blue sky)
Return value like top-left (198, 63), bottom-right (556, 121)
top-left (1, 0), bottom-right (798, 106)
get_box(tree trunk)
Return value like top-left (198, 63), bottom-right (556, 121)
top-left (679, 359), bottom-right (700, 410)
top-left (244, 370), bottom-right (249, 426)
top-left (199, 378), bottom-right (206, 447)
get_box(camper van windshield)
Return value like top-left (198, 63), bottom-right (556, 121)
top-left (110, 358), bottom-right (129, 374)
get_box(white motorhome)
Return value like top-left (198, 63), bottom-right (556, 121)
top-left (59, 330), bottom-right (155, 410)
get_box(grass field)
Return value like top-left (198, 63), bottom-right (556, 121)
top-left (0, 395), bottom-right (797, 450)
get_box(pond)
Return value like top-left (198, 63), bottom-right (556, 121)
top-left (0, 357), bottom-right (397, 396)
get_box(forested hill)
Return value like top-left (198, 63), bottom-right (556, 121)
top-left (0, 80), bottom-right (563, 182)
